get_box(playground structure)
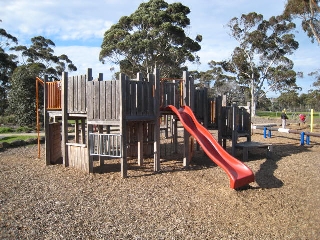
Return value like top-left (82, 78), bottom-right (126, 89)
top-left (38, 68), bottom-right (261, 189)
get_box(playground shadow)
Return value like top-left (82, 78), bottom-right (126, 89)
top-left (92, 151), bottom-right (219, 177)
top-left (254, 143), bottom-right (314, 189)
top-left (92, 141), bottom-right (314, 190)
top-left (254, 155), bottom-right (284, 189)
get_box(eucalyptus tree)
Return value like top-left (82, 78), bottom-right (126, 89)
top-left (8, 36), bottom-right (77, 126)
top-left (99, 0), bottom-right (202, 78)
top-left (0, 22), bottom-right (18, 114)
top-left (283, 0), bottom-right (320, 44)
top-left (208, 13), bottom-right (299, 116)
top-left (277, 90), bottom-right (300, 110)
top-left (11, 36), bottom-right (77, 80)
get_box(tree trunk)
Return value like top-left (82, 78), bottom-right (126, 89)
top-left (251, 80), bottom-right (256, 117)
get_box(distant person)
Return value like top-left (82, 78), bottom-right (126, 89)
top-left (281, 109), bottom-right (288, 128)
top-left (299, 114), bottom-right (306, 124)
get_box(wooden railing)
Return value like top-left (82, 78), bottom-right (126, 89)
top-left (36, 77), bottom-right (62, 110)
top-left (160, 78), bottom-right (183, 108)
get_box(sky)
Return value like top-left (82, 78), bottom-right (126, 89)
top-left (1, 0), bottom-right (319, 98)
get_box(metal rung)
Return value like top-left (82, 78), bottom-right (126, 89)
top-left (89, 133), bottom-right (122, 157)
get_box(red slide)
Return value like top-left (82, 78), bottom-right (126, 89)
top-left (167, 105), bottom-right (254, 189)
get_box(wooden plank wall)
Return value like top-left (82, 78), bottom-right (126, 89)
top-left (126, 80), bottom-right (154, 117)
top-left (49, 122), bottom-right (62, 164)
top-left (160, 81), bottom-right (180, 108)
top-left (87, 80), bottom-right (121, 121)
top-left (193, 88), bottom-right (208, 125)
top-left (87, 77), bottom-right (155, 122)
top-left (67, 145), bottom-right (89, 172)
top-left (68, 74), bottom-right (87, 114)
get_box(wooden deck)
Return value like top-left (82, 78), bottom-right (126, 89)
top-left (235, 141), bottom-right (273, 161)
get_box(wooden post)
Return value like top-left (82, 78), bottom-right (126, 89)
top-left (44, 75), bottom-right (50, 165)
top-left (98, 73), bottom-right (103, 81)
top-left (98, 125), bottom-right (104, 166)
top-left (217, 96), bottom-right (223, 145)
top-left (75, 119), bottom-right (79, 143)
top-left (247, 102), bottom-right (252, 142)
top-left (182, 71), bottom-right (189, 106)
top-left (203, 88), bottom-right (208, 128)
top-left (182, 71), bottom-right (191, 167)
top-left (61, 72), bottom-right (69, 167)
top-left (231, 103), bottom-right (237, 156)
top-left (119, 73), bottom-right (127, 178)
top-left (189, 73), bottom-right (194, 110)
top-left (172, 117), bottom-right (178, 153)
top-left (137, 122), bottom-right (144, 166)
top-left (153, 69), bottom-right (160, 172)
top-left (86, 68), bottom-right (93, 173)
top-left (81, 118), bottom-right (86, 144)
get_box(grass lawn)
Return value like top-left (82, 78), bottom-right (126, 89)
top-left (0, 135), bottom-right (38, 143)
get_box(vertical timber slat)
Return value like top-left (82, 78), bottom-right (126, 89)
top-left (61, 72), bottom-right (69, 167)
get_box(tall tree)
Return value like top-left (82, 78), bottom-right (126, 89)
top-left (11, 36), bottom-right (77, 80)
top-left (0, 21), bottom-right (19, 115)
top-left (283, 0), bottom-right (320, 44)
top-left (7, 64), bottom-right (40, 126)
top-left (99, 0), bottom-right (202, 78)
top-left (8, 36), bottom-right (77, 126)
top-left (208, 13), bottom-right (299, 116)
top-left (277, 90), bottom-right (300, 110)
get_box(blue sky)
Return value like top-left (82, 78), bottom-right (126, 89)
top-left (1, 0), bottom-right (319, 97)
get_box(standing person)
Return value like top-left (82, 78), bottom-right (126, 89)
top-left (299, 114), bottom-right (306, 124)
top-left (281, 109), bottom-right (288, 128)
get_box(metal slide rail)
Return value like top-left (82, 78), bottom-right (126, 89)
top-left (89, 133), bottom-right (122, 157)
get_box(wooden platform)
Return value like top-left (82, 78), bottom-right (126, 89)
top-left (235, 141), bottom-right (273, 161)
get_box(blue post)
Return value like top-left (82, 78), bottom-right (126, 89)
top-left (268, 129), bottom-right (272, 138)
top-left (300, 132), bottom-right (305, 145)
top-left (306, 134), bottom-right (310, 145)
top-left (264, 127), bottom-right (267, 138)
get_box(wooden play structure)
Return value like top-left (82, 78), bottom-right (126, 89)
top-left (37, 68), bottom-right (267, 188)
top-left (38, 69), bottom-right (206, 178)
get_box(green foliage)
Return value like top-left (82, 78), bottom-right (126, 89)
top-left (0, 126), bottom-right (33, 134)
top-left (11, 36), bottom-right (77, 80)
top-left (283, 0), bottom-right (320, 44)
top-left (0, 115), bottom-right (16, 125)
top-left (265, 90), bottom-right (320, 112)
top-left (0, 127), bottom-right (14, 133)
top-left (207, 12), bottom-right (299, 115)
top-left (99, 0), bottom-right (202, 78)
top-left (7, 64), bottom-right (40, 127)
top-left (277, 90), bottom-right (300, 108)
top-left (16, 126), bottom-right (33, 133)
top-left (0, 22), bottom-right (19, 115)
top-left (309, 69), bottom-right (320, 89)
top-left (0, 135), bottom-right (37, 143)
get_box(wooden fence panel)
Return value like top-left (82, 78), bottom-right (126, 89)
top-left (160, 81), bottom-right (180, 108)
top-left (68, 75), bottom-right (87, 113)
top-left (49, 122), bottom-right (62, 163)
top-left (87, 80), bottom-right (121, 122)
top-left (68, 145), bottom-right (89, 172)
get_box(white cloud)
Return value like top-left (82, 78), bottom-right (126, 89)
top-left (55, 46), bottom-right (118, 79)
